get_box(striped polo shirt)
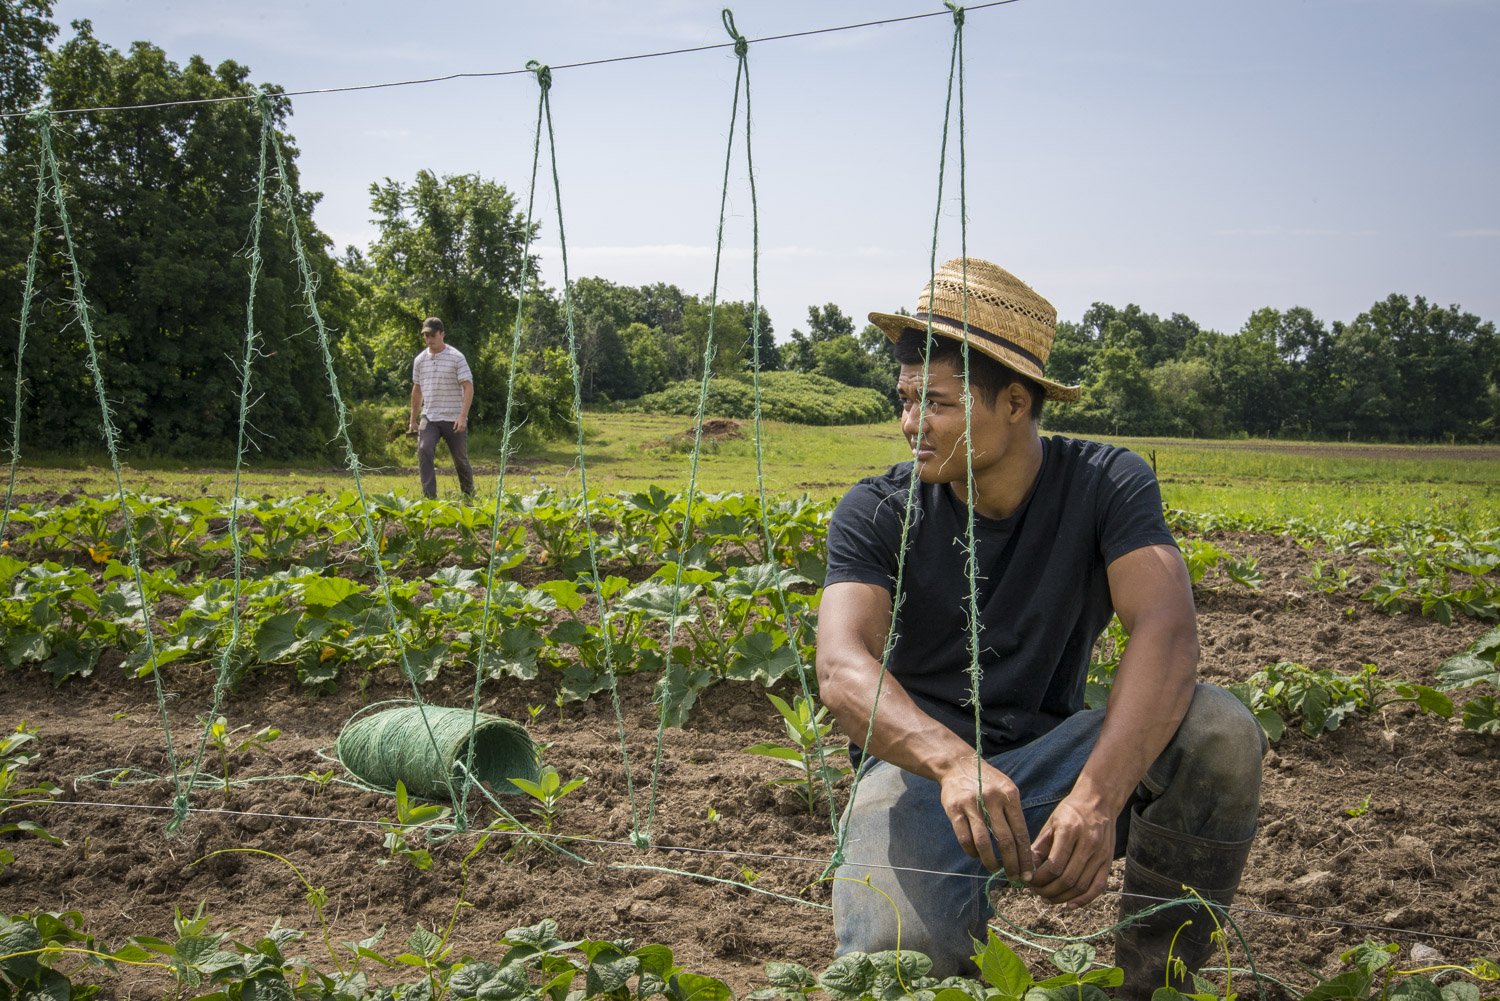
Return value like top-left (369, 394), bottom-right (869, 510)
top-left (411, 344), bottom-right (473, 422)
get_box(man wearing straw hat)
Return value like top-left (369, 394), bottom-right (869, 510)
top-left (816, 258), bottom-right (1265, 996)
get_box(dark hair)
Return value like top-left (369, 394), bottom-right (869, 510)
top-left (891, 328), bottom-right (1044, 420)
top-left (422, 317), bottom-right (445, 333)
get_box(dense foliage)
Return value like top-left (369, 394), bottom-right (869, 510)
top-left (1, 6), bottom-right (1497, 460)
top-left (632, 371), bottom-right (892, 426)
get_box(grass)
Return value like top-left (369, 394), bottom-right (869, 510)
top-left (6, 413), bottom-right (1499, 529)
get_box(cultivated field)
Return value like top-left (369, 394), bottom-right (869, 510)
top-left (1, 425), bottom-right (1497, 1000)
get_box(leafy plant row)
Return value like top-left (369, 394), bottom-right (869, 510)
top-left (3, 910), bottom-right (1495, 1001)
top-left (7, 491), bottom-right (1498, 627)
top-left (1168, 508), bottom-right (1500, 624)
top-left (0, 553), bottom-right (819, 724)
top-left (3, 487), bottom-right (830, 582)
top-left (1222, 631), bottom-right (1500, 740)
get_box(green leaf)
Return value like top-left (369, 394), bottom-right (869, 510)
top-left (299, 576), bottom-right (366, 611)
top-left (1438, 652), bottom-right (1500, 691)
top-left (535, 579), bottom-right (586, 613)
top-left (429, 566), bottom-right (483, 590)
top-left (674, 972), bottom-right (734, 1001)
top-left (1049, 943), bottom-right (1095, 976)
top-left (764, 962), bottom-right (816, 988)
top-left (818, 953), bottom-right (876, 999)
top-left (1410, 685), bottom-right (1455, 718)
top-left (972, 930), bottom-right (1032, 996)
top-left (0, 917), bottom-right (44, 981)
top-left (253, 611), bottom-right (304, 663)
top-left (1302, 968), bottom-right (1374, 1001)
top-left (1439, 982), bottom-right (1482, 1001)
top-left (407, 926), bottom-right (443, 960)
top-left (1389, 977), bottom-right (1445, 1001)
top-left (1461, 695), bottom-right (1499, 734)
top-left (742, 743), bottom-right (803, 762)
top-left (726, 631), bottom-right (800, 685)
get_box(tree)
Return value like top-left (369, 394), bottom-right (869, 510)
top-left (786, 302), bottom-right (856, 372)
top-left (350, 170), bottom-right (537, 395)
top-left (1349, 295), bottom-right (1496, 441)
top-left (1, 19), bottom-right (348, 459)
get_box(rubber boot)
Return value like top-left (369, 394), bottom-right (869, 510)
top-left (1114, 807), bottom-right (1254, 1000)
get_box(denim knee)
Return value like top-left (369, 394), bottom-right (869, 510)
top-left (1140, 683), bottom-right (1266, 841)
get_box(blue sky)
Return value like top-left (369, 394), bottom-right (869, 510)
top-left (46, 0), bottom-right (1500, 343)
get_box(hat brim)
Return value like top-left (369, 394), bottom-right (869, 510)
top-left (869, 311), bottom-right (1082, 403)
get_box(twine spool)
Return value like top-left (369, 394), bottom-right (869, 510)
top-left (335, 703), bottom-right (539, 801)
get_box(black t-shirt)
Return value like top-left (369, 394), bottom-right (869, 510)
top-left (824, 434), bottom-right (1177, 758)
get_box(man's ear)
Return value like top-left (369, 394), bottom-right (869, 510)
top-left (1005, 382), bottom-right (1033, 423)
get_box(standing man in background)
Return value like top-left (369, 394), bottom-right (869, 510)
top-left (409, 317), bottom-right (475, 499)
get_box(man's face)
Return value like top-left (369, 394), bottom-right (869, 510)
top-left (422, 327), bottom-right (444, 352)
top-left (896, 357), bottom-right (1009, 485)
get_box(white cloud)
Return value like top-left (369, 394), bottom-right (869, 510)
top-left (1451, 228), bottom-right (1500, 238)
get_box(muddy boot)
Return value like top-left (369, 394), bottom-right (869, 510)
top-left (1115, 807), bottom-right (1254, 1000)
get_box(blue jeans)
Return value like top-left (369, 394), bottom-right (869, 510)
top-left (831, 683), bottom-right (1265, 975)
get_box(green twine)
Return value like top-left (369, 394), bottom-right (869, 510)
top-left (0, 111), bottom-right (51, 543)
top-left (528, 60), bottom-right (647, 847)
top-left (30, 110), bottom-right (190, 829)
top-left (462, 69), bottom-right (550, 821)
top-left (175, 91), bottom-right (276, 809)
top-left (262, 116), bottom-right (462, 829)
top-left (642, 5), bottom-right (753, 846)
top-left (835, 1), bottom-right (970, 867)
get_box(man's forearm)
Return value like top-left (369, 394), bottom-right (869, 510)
top-left (409, 386), bottom-right (422, 424)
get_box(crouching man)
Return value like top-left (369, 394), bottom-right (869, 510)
top-left (816, 257), bottom-right (1266, 998)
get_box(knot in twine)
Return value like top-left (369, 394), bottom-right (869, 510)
top-left (26, 106), bottom-right (51, 124)
top-left (945, 2), bottom-right (966, 27)
top-left (721, 9), bottom-right (748, 59)
top-left (526, 60), bottom-right (552, 92)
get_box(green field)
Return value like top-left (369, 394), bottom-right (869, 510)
top-left (7, 413), bottom-right (1499, 529)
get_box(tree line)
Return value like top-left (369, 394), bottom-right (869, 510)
top-left (2, 6), bottom-right (1496, 462)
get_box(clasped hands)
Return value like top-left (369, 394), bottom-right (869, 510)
top-left (938, 758), bottom-right (1115, 908)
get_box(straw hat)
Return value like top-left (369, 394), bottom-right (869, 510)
top-left (869, 258), bottom-right (1081, 402)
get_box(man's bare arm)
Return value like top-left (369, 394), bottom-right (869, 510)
top-left (1027, 543), bottom-right (1199, 908)
top-left (409, 384), bottom-right (423, 431)
top-left (817, 580), bottom-right (1036, 881)
top-left (455, 381), bottom-right (473, 433)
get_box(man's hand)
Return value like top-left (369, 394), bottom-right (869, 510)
top-left (1027, 795), bottom-right (1116, 908)
top-left (938, 758), bottom-right (1034, 882)
top-left (454, 416), bottom-right (468, 433)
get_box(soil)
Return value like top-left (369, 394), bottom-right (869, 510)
top-left (2, 530), bottom-right (1497, 999)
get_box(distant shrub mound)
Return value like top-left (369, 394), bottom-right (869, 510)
top-left (632, 371), bottom-right (892, 426)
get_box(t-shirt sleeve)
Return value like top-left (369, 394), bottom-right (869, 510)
top-left (411, 353), bottom-right (421, 385)
top-left (1096, 448), bottom-right (1177, 566)
top-left (825, 480), bottom-right (905, 592)
top-left (456, 353), bottom-right (474, 384)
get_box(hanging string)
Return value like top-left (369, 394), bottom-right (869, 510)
top-left (834, 1), bottom-right (970, 866)
top-left (171, 92), bottom-right (276, 816)
top-left (261, 114), bottom-right (466, 828)
top-left (460, 71), bottom-right (551, 821)
top-left (641, 6), bottom-right (756, 846)
top-left (943, 1), bottom-right (993, 854)
top-left (31, 108), bottom-right (189, 828)
top-left (0, 113), bottom-right (50, 542)
top-left (527, 59), bottom-right (649, 847)
top-left (714, 9), bottom-right (845, 842)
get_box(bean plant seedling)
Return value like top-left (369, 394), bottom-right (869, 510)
top-left (202, 715), bottom-right (281, 799)
top-left (0, 722), bottom-right (65, 875)
top-left (378, 780), bottom-right (451, 871)
top-left (742, 693), bottom-right (850, 815)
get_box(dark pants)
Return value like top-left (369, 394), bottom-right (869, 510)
top-left (832, 683), bottom-right (1266, 974)
top-left (417, 419), bottom-right (474, 498)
